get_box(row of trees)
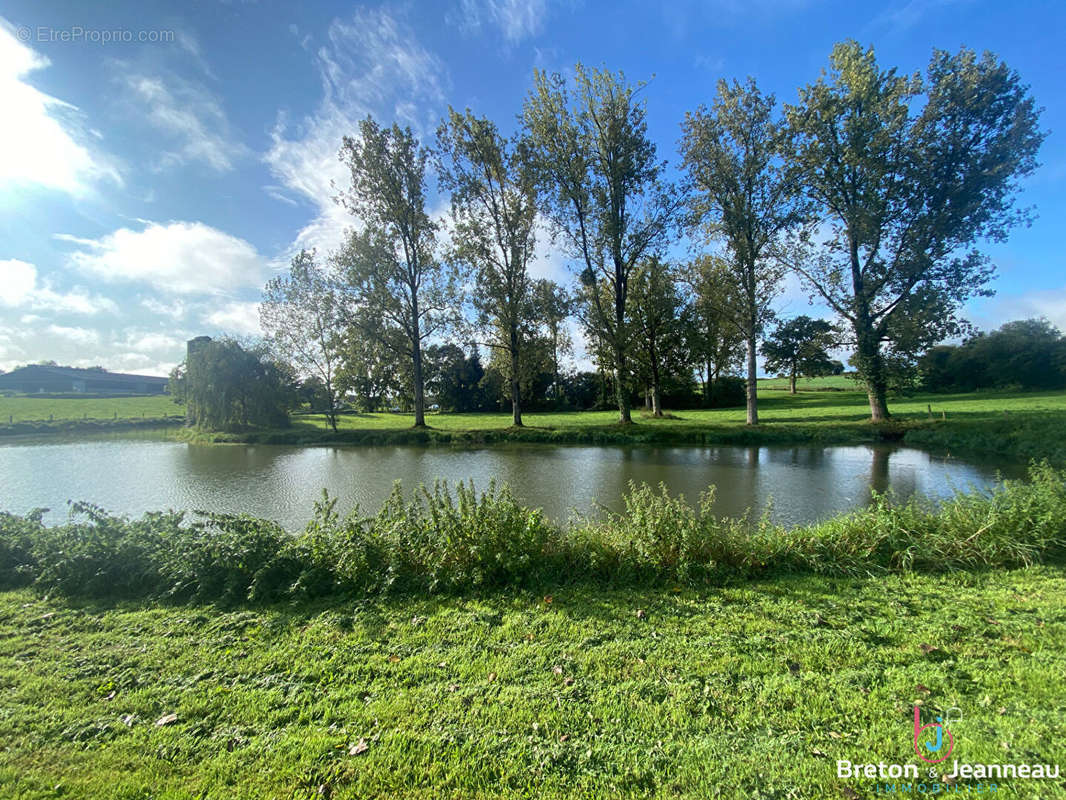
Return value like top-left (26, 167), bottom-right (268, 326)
top-left (260, 40), bottom-right (1043, 428)
top-left (919, 318), bottom-right (1066, 392)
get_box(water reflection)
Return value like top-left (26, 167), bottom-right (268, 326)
top-left (0, 439), bottom-right (1024, 531)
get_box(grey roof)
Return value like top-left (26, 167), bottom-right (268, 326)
top-left (0, 365), bottom-right (168, 384)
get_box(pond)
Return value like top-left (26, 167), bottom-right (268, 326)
top-left (0, 437), bottom-right (1024, 530)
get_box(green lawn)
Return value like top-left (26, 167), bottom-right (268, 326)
top-left (758, 374), bottom-right (858, 391)
top-left (291, 389), bottom-right (1066, 432)
top-left (0, 394), bottom-right (179, 423)
top-left (1, 566), bottom-right (1063, 799)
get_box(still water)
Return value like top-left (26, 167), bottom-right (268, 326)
top-left (0, 438), bottom-right (1023, 530)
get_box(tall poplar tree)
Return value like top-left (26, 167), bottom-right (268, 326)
top-left (335, 116), bottom-right (457, 428)
top-left (436, 108), bottom-right (538, 426)
top-left (680, 78), bottom-right (802, 425)
top-left (523, 64), bottom-right (678, 424)
top-left (784, 42), bottom-right (1044, 420)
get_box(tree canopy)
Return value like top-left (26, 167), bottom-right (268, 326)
top-left (783, 42), bottom-right (1045, 420)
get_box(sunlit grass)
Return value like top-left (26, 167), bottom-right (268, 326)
top-left (0, 394), bottom-right (178, 423)
top-left (1, 566), bottom-right (1063, 798)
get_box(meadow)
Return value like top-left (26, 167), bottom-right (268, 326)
top-left (0, 394), bottom-right (178, 423)
top-left (5, 384), bottom-right (1066, 465)
top-left (1, 566), bottom-right (1063, 799)
top-left (2, 394), bottom-right (1065, 797)
top-left (223, 387), bottom-right (1066, 467)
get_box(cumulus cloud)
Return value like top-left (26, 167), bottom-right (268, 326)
top-left (202, 301), bottom-right (262, 337)
top-left (264, 7), bottom-right (449, 255)
top-left (45, 324), bottom-right (100, 346)
top-left (121, 331), bottom-right (186, 354)
top-left (0, 258), bottom-right (118, 315)
top-left (58, 221), bottom-right (268, 295)
top-left (122, 71), bottom-right (247, 172)
top-left (0, 19), bottom-right (121, 193)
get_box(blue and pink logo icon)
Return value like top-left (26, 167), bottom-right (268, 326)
top-left (914, 706), bottom-right (954, 763)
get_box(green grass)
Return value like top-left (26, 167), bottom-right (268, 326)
top-left (6, 387), bottom-right (1066, 466)
top-left (194, 388), bottom-right (1066, 466)
top-left (1, 566), bottom-right (1064, 799)
top-left (0, 394), bottom-right (179, 423)
top-left (293, 388), bottom-right (1066, 431)
top-left (757, 374), bottom-right (858, 391)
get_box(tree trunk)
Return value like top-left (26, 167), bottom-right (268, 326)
top-left (325, 376), bottom-right (338, 432)
top-left (411, 295), bottom-right (426, 428)
top-left (650, 357), bottom-right (663, 417)
top-left (745, 335), bottom-right (758, 425)
top-left (551, 330), bottom-right (561, 408)
top-left (849, 236), bottom-right (890, 422)
top-left (789, 370), bottom-right (797, 395)
top-left (614, 347), bottom-right (632, 424)
top-left (703, 359), bottom-right (712, 407)
top-left (867, 384), bottom-right (889, 421)
top-left (509, 340), bottom-right (523, 427)
top-left (853, 322), bottom-right (890, 422)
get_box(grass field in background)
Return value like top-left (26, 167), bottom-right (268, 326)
top-left (0, 394), bottom-right (178, 423)
top-left (3, 387), bottom-right (1063, 430)
top-left (1, 566), bottom-right (1063, 799)
top-left (757, 374), bottom-right (858, 390)
top-left (292, 388), bottom-right (1066, 433)
top-left (5, 388), bottom-right (1066, 465)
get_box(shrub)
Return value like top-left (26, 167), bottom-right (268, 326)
top-left (1, 464), bottom-right (1063, 603)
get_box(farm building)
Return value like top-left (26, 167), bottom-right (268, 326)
top-left (0, 365), bottom-right (168, 395)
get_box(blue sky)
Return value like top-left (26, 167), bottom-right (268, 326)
top-left (1, 0), bottom-right (1063, 376)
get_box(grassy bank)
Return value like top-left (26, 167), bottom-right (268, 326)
top-left (1, 566), bottom-right (1064, 799)
top-left (2, 467), bottom-right (1064, 797)
top-left (180, 389), bottom-right (1066, 467)
top-left (6, 388), bottom-right (1066, 467)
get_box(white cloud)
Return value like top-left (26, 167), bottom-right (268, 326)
top-left (45, 324), bottom-right (100, 346)
top-left (0, 19), bottom-right (121, 193)
top-left (140, 296), bottom-right (188, 320)
top-left (448, 0), bottom-right (549, 44)
top-left (72, 352), bottom-right (176, 377)
top-left (59, 221), bottom-right (268, 295)
top-left (121, 331), bottom-right (185, 354)
top-left (264, 7), bottom-right (449, 255)
top-left (122, 72), bottom-right (247, 172)
top-left (969, 285), bottom-right (1066, 334)
top-left (0, 258), bottom-right (118, 315)
top-left (202, 301), bottom-right (262, 337)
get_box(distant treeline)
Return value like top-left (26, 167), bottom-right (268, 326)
top-left (919, 319), bottom-right (1066, 392)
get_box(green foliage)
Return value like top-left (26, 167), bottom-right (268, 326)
top-left (3, 465), bottom-right (1063, 604)
top-left (628, 259), bottom-right (689, 416)
top-left (784, 42), bottom-right (1045, 418)
top-left (920, 318), bottom-right (1066, 392)
top-left (523, 63), bottom-right (679, 423)
top-left (437, 108), bottom-right (539, 425)
top-left (335, 117), bottom-right (460, 427)
top-left (260, 250), bottom-right (344, 431)
top-left (678, 254), bottom-right (746, 397)
top-left (680, 78), bottom-right (800, 424)
top-left (180, 337), bottom-right (296, 431)
top-left (760, 316), bottom-right (839, 392)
